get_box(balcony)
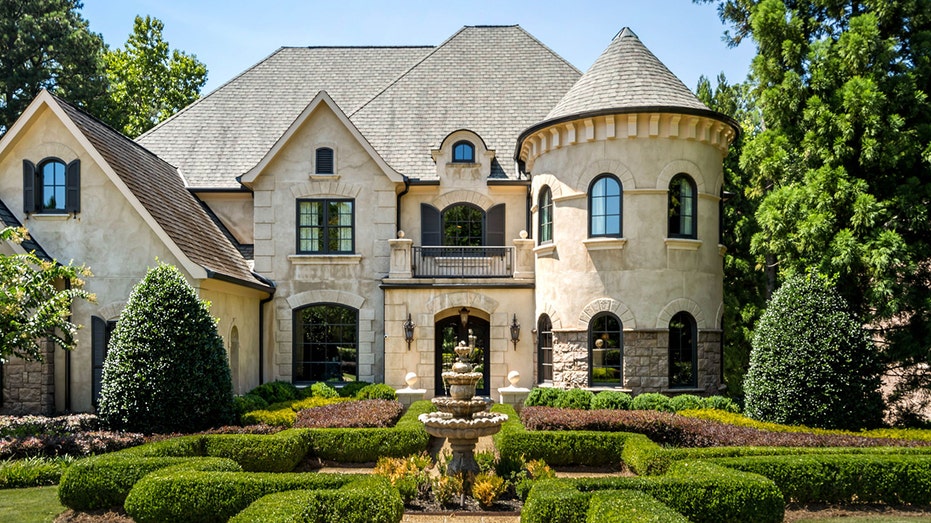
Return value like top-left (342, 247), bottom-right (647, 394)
top-left (388, 233), bottom-right (534, 281)
top-left (412, 246), bottom-right (513, 278)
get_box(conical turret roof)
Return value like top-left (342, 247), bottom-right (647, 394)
top-left (545, 27), bottom-right (709, 121)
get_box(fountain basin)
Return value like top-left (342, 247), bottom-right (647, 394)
top-left (418, 411), bottom-right (508, 440)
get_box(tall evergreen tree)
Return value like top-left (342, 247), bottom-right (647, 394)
top-left (0, 0), bottom-right (109, 134)
top-left (103, 15), bottom-right (207, 137)
top-left (97, 263), bottom-right (234, 433)
top-left (696, 0), bottom-right (931, 409)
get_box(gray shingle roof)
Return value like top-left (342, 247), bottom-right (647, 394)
top-left (349, 26), bottom-right (581, 179)
top-left (54, 97), bottom-right (268, 289)
top-left (545, 27), bottom-right (709, 121)
top-left (137, 46), bottom-right (433, 188)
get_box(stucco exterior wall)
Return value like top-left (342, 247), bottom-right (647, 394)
top-left (251, 103), bottom-right (397, 384)
top-left (196, 192), bottom-right (254, 245)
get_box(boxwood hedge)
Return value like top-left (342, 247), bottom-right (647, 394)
top-left (586, 489), bottom-right (689, 523)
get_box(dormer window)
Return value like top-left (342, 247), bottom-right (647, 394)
top-left (452, 141), bottom-right (475, 163)
top-left (315, 147), bottom-right (334, 174)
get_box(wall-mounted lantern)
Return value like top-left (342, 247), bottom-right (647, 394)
top-left (403, 313), bottom-right (415, 350)
top-left (510, 314), bottom-right (521, 350)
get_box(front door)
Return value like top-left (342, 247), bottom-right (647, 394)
top-left (435, 315), bottom-right (490, 397)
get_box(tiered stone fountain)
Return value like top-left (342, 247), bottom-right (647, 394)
top-left (419, 332), bottom-right (508, 475)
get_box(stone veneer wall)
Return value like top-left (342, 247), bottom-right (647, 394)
top-left (0, 343), bottom-right (55, 415)
top-left (552, 329), bottom-right (722, 395)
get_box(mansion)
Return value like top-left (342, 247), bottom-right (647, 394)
top-left (0, 25), bottom-right (736, 414)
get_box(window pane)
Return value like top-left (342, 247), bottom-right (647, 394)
top-left (669, 312), bottom-right (696, 387)
top-left (297, 199), bottom-right (353, 254)
top-left (293, 304), bottom-right (358, 383)
top-left (590, 313), bottom-right (622, 385)
top-left (41, 161), bottom-right (66, 211)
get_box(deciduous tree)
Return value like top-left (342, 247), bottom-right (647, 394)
top-left (0, 226), bottom-right (93, 361)
top-left (103, 15), bottom-right (207, 137)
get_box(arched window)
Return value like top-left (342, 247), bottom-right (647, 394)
top-left (589, 174), bottom-right (622, 238)
top-left (537, 314), bottom-right (553, 383)
top-left (589, 312), bottom-right (623, 386)
top-left (39, 160), bottom-right (66, 211)
top-left (293, 304), bottom-right (358, 384)
top-left (538, 186), bottom-right (553, 244)
top-left (315, 147), bottom-right (334, 174)
top-left (668, 174), bottom-right (697, 238)
top-left (669, 311), bottom-right (697, 388)
top-left (442, 204), bottom-right (485, 247)
top-left (452, 141), bottom-right (475, 163)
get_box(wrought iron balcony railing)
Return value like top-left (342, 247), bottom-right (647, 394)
top-left (411, 246), bottom-right (514, 278)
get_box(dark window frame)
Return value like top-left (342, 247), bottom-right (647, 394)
top-left (538, 186), bottom-right (553, 244)
top-left (24, 157), bottom-right (80, 214)
top-left (292, 303), bottom-right (359, 385)
top-left (589, 312), bottom-right (623, 386)
top-left (588, 174), bottom-right (622, 238)
top-left (315, 147), bottom-right (335, 175)
top-left (668, 311), bottom-right (698, 388)
top-left (296, 198), bottom-right (355, 254)
top-left (537, 314), bottom-right (553, 383)
top-left (452, 141), bottom-right (475, 163)
top-left (668, 174), bottom-right (697, 239)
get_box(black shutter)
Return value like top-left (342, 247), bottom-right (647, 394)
top-left (487, 203), bottom-right (506, 246)
top-left (91, 316), bottom-right (106, 406)
top-left (23, 160), bottom-right (35, 213)
top-left (421, 204), bottom-right (441, 246)
top-left (66, 159), bottom-right (80, 213)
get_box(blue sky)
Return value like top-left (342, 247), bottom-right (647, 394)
top-left (82, 0), bottom-right (756, 95)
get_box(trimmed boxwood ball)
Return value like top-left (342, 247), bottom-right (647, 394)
top-left (555, 388), bottom-right (594, 410)
top-left (743, 273), bottom-right (885, 430)
top-left (591, 390), bottom-right (632, 410)
top-left (525, 387), bottom-right (562, 407)
top-left (355, 383), bottom-right (397, 400)
top-left (97, 263), bottom-right (236, 433)
top-left (631, 393), bottom-right (672, 412)
top-left (669, 394), bottom-right (704, 412)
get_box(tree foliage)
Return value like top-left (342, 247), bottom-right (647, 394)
top-left (0, 226), bottom-right (93, 361)
top-left (103, 15), bottom-right (207, 137)
top-left (744, 273), bottom-right (885, 430)
top-left (696, 0), bottom-right (931, 403)
top-left (0, 0), bottom-right (109, 134)
top-left (696, 73), bottom-right (766, 396)
top-left (97, 263), bottom-right (234, 433)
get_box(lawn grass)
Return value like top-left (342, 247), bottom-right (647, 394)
top-left (0, 486), bottom-right (64, 523)
top-left (796, 517), bottom-right (931, 522)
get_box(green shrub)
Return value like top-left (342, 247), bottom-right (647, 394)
top-left (620, 433), bottom-right (670, 476)
top-left (232, 394), bottom-right (268, 419)
top-left (525, 387), bottom-right (563, 407)
top-left (744, 274), bottom-right (885, 430)
top-left (303, 400), bottom-right (431, 462)
top-left (492, 403), bottom-right (630, 468)
top-left (631, 393), bottom-right (672, 412)
top-left (556, 388), bottom-right (594, 410)
top-left (522, 479), bottom-right (592, 523)
top-left (356, 383), bottom-right (398, 401)
top-left (203, 429), bottom-right (310, 472)
top-left (669, 394), bottom-right (704, 412)
top-left (591, 390), bottom-right (632, 410)
top-left (123, 469), bottom-right (357, 523)
top-left (338, 381), bottom-right (371, 398)
top-left (58, 455), bottom-right (239, 510)
top-left (711, 453), bottom-right (931, 505)
top-left (0, 456), bottom-right (71, 488)
top-left (310, 382), bottom-right (339, 399)
top-left (97, 264), bottom-right (235, 433)
top-left (228, 476), bottom-right (403, 523)
top-left (248, 381), bottom-right (298, 404)
top-left (240, 407), bottom-right (296, 427)
top-left (586, 490), bottom-right (689, 523)
top-left (703, 395), bottom-right (739, 413)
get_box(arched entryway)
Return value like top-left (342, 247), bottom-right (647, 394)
top-left (435, 310), bottom-right (490, 397)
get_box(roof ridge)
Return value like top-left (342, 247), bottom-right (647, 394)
top-left (512, 24), bottom-right (582, 76)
